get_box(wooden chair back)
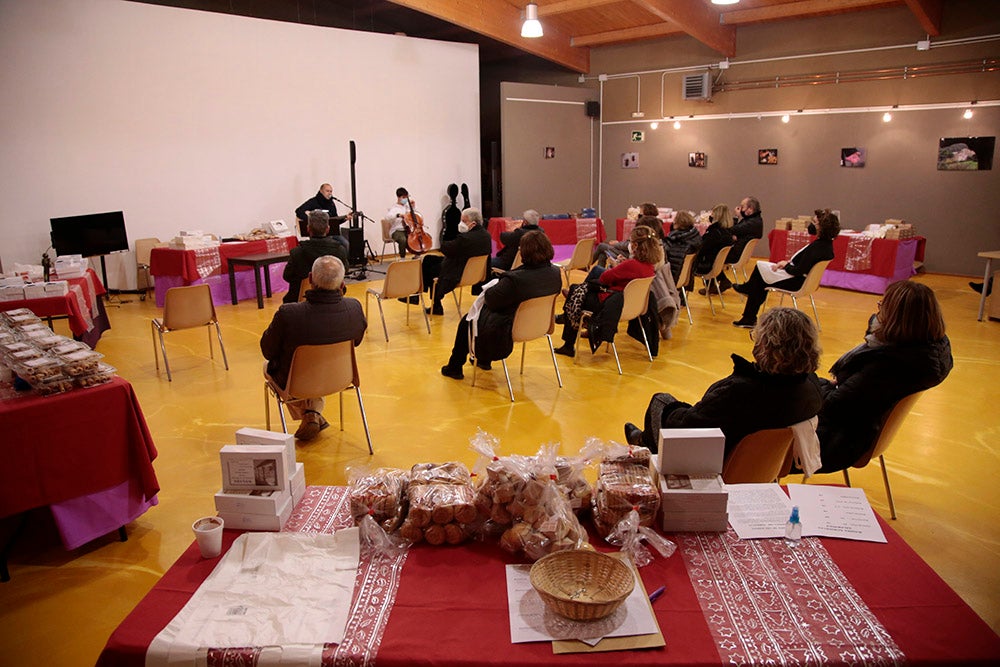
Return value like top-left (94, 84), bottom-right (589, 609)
top-left (619, 275), bottom-right (654, 323)
top-left (458, 254), bottom-right (489, 288)
top-left (512, 293), bottom-right (558, 342)
top-left (284, 341), bottom-right (358, 400)
top-left (162, 285), bottom-right (217, 331)
top-left (722, 427), bottom-right (795, 484)
top-left (380, 258), bottom-right (423, 299)
top-left (855, 391), bottom-right (925, 468)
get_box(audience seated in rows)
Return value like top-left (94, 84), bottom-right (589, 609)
top-left (592, 201), bottom-right (660, 267)
top-left (493, 209), bottom-right (542, 271)
top-left (283, 210), bottom-right (350, 303)
top-left (664, 210), bottom-right (702, 287)
top-left (421, 207), bottom-right (492, 316)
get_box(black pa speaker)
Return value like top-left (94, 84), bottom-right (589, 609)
top-left (348, 227), bottom-right (365, 266)
top-left (585, 101), bottom-right (600, 118)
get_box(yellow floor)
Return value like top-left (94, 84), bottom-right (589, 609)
top-left (2, 271), bottom-right (998, 665)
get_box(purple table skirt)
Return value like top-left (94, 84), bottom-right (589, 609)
top-left (153, 263), bottom-right (290, 307)
top-left (49, 478), bottom-right (158, 550)
top-left (819, 238), bottom-right (919, 295)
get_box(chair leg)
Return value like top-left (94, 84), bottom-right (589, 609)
top-left (790, 295), bottom-right (799, 311)
top-left (639, 316), bottom-right (653, 361)
top-left (468, 324), bottom-right (477, 387)
top-left (545, 334), bottom-right (563, 388)
top-left (714, 278), bottom-right (725, 309)
top-left (501, 359), bottom-right (514, 402)
top-left (843, 469), bottom-right (851, 487)
top-left (339, 392), bottom-right (344, 431)
top-left (809, 294), bottom-right (821, 332)
top-left (419, 292), bottom-right (431, 333)
top-left (276, 395), bottom-right (288, 434)
top-left (680, 287), bottom-right (693, 324)
top-left (151, 322), bottom-right (159, 373)
top-left (703, 279), bottom-right (716, 315)
top-left (355, 386), bottom-right (374, 455)
top-left (519, 342), bottom-right (527, 375)
top-left (611, 342), bottom-right (623, 375)
top-left (207, 324), bottom-right (213, 359)
top-left (156, 326), bottom-right (172, 382)
top-left (452, 289), bottom-right (461, 317)
top-left (264, 382), bottom-right (270, 430)
top-left (214, 322), bottom-right (229, 370)
top-left (375, 295), bottom-right (389, 342)
top-left (879, 455), bottom-right (897, 520)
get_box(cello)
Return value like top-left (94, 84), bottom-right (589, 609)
top-left (405, 196), bottom-right (433, 254)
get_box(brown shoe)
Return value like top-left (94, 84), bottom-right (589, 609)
top-left (295, 419), bottom-right (322, 441)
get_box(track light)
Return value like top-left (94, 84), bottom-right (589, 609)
top-left (673, 120), bottom-right (681, 130)
top-left (521, 3), bottom-right (543, 38)
top-left (964, 101), bottom-right (977, 119)
top-left (650, 122), bottom-right (659, 130)
top-left (882, 112), bottom-right (892, 122)
top-left (781, 114), bottom-right (790, 123)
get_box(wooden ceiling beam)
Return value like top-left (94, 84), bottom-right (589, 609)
top-left (719, 0), bottom-right (897, 26)
top-left (572, 22), bottom-right (682, 48)
top-left (538, 0), bottom-right (621, 17)
top-left (386, 0), bottom-right (589, 72)
top-left (632, 0), bottom-right (736, 57)
top-left (904, 0), bottom-right (943, 36)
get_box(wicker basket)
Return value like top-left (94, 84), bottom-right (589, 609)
top-left (529, 550), bottom-right (635, 621)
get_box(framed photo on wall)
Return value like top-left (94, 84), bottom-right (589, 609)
top-left (758, 149), bottom-right (778, 165)
top-left (841, 147), bottom-right (866, 167)
top-left (688, 152), bottom-right (707, 168)
top-left (938, 137), bottom-right (995, 170)
top-left (544, 146), bottom-right (555, 159)
top-left (621, 152), bottom-right (639, 169)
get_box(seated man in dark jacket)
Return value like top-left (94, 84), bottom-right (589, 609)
top-left (261, 255), bottom-right (367, 441)
top-left (441, 230), bottom-right (562, 378)
top-left (493, 209), bottom-right (542, 271)
top-left (624, 307), bottom-right (823, 456)
top-left (421, 207), bottom-right (492, 315)
top-left (283, 210), bottom-right (350, 303)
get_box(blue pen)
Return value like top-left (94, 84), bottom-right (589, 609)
top-left (648, 585), bottom-right (666, 602)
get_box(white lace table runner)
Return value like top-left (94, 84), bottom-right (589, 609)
top-left (194, 247), bottom-right (223, 279)
top-left (679, 529), bottom-right (904, 665)
top-left (575, 217), bottom-right (599, 240)
top-left (844, 235), bottom-right (874, 272)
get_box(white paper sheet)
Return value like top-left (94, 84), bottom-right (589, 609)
top-left (146, 530), bottom-right (359, 667)
top-left (726, 483), bottom-right (791, 539)
top-left (505, 562), bottom-right (659, 644)
top-left (755, 260), bottom-right (794, 285)
top-left (788, 484), bottom-right (887, 543)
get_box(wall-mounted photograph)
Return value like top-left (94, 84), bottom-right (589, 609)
top-left (688, 152), bottom-right (707, 168)
top-left (938, 137), bottom-right (995, 170)
top-left (544, 146), bottom-right (555, 159)
top-left (758, 148), bottom-right (778, 165)
top-left (841, 147), bottom-right (866, 167)
top-left (621, 152), bottom-right (639, 169)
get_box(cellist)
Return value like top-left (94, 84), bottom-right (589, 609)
top-left (383, 187), bottom-right (422, 258)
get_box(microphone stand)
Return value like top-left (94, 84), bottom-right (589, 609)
top-left (331, 195), bottom-right (383, 278)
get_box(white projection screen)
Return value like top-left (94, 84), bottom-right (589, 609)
top-left (0, 0), bottom-right (480, 274)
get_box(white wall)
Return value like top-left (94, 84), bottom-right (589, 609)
top-left (0, 0), bottom-right (480, 273)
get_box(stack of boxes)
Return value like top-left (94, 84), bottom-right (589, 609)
top-left (214, 428), bottom-right (305, 531)
top-left (53, 255), bottom-right (87, 279)
top-left (169, 231), bottom-right (220, 249)
top-left (654, 428), bottom-right (729, 532)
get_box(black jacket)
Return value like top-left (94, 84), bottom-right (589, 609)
top-left (494, 223), bottom-right (542, 270)
top-left (658, 353), bottom-right (824, 458)
top-left (815, 332), bottom-right (953, 473)
top-left (694, 222), bottom-right (733, 275)
top-left (780, 237), bottom-right (835, 286)
top-left (474, 262), bottom-right (562, 361)
top-left (261, 288), bottom-right (367, 388)
top-left (727, 211), bottom-right (763, 263)
top-left (295, 192), bottom-right (339, 236)
top-left (439, 224), bottom-right (492, 291)
top-left (282, 237), bottom-right (350, 303)
top-left (664, 227), bottom-right (702, 282)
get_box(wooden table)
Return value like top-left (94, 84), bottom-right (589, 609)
top-left (227, 252), bottom-right (290, 308)
top-left (977, 250), bottom-right (1000, 321)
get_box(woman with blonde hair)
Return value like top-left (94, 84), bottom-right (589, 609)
top-left (624, 307), bottom-right (823, 456)
top-left (692, 203), bottom-right (734, 293)
top-left (813, 280), bottom-right (952, 472)
top-left (556, 225), bottom-right (663, 356)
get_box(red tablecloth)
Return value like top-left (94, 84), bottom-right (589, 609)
top-left (150, 238), bottom-right (298, 282)
top-left (98, 486), bottom-right (999, 667)
top-left (0, 269), bottom-right (108, 341)
top-left (488, 217), bottom-right (606, 250)
top-left (0, 377), bottom-right (159, 525)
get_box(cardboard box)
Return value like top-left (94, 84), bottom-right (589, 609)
top-left (219, 444), bottom-right (287, 493)
top-left (218, 492), bottom-right (293, 531)
top-left (23, 284), bottom-right (47, 300)
top-left (234, 427), bottom-right (296, 473)
top-left (657, 428), bottom-right (724, 475)
top-left (43, 281), bottom-right (69, 296)
top-left (656, 469), bottom-right (728, 514)
top-left (660, 510), bottom-right (729, 533)
top-left (289, 461), bottom-right (305, 506)
top-left (0, 285), bottom-right (26, 301)
top-left (214, 488), bottom-right (292, 515)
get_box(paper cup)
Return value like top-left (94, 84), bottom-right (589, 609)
top-left (192, 516), bottom-right (224, 558)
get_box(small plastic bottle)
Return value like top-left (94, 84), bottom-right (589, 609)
top-left (785, 505), bottom-right (802, 548)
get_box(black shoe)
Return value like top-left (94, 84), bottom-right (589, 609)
top-left (733, 283), bottom-right (750, 295)
top-left (624, 422), bottom-right (643, 447)
top-left (425, 305), bottom-right (444, 316)
top-left (397, 296), bottom-right (420, 305)
top-left (440, 365), bottom-right (464, 380)
top-left (554, 344), bottom-right (575, 358)
top-left (718, 282), bottom-right (731, 293)
top-left (554, 314), bottom-right (566, 325)
top-left (732, 317), bottom-right (756, 328)
top-left (589, 333), bottom-right (602, 354)
top-left (970, 280), bottom-right (993, 296)
top-left (476, 359), bottom-right (492, 371)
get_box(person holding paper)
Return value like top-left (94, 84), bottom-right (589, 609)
top-left (812, 280), bottom-right (953, 473)
top-left (440, 230), bottom-right (561, 379)
top-left (624, 307), bottom-right (823, 456)
top-left (731, 209), bottom-right (840, 328)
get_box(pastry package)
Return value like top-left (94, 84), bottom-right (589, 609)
top-left (551, 438), bottom-right (602, 512)
top-left (593, 441), bottom-right (660, 541)
top-left (398, 462), bottom-right (477, 546)
top-left (470, 430), bottom-right (532, 535)
top-left (347, 466), bottom-right (409, 533)
top-left (75, 362), bottom-right (116, 388)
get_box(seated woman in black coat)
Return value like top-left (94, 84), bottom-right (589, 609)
top-left (731, 209), bottom-right (840, 328)
top-left (624, 307), bottom-right (824, 456)
top-left (813, 280), bottom-right (953, 473)
top-left (440, 230), bottom-right (562, 380)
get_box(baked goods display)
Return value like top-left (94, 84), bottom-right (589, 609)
top-left (398, 462), bottom-right (477, 545)
top-left (348, 466), bottom-right (409, 533)
top-left (593, 445), bottom-right (660, 541)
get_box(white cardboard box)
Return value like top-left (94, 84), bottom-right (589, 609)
top-left (219, 444), bottom-right (287, 493)
top-left (0, 285), bottom-right (26, 301)
top-left (218, 492), bottom-right (293, 531)
top-left (234, 427), bottom-right (296, 473)
top-left (657, 428), bottom-right (725, 475)
top-left (214, 488), bottom-right (292, 515)
top-left (661, 510), bottom-right (729, 532)
top-left (23, 283), bottom-right (47, 300)
top-left (42, 281), bottom-right (69, 296)
top-left (289, 461), bottom-right (305, 506)
top-left (656, 468), bottom-right (728, 514)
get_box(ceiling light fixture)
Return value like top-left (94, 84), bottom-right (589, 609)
top-left (673, 120), bottom-right (681, 130)
top-left (650, 122), bottom-right (659, 130)
top-left (964, 101), bottom-right (977, 119)
top-left (781, 114), bottom-right (790, 123)
top-left (711, 0), bottom-right (740, 5)
top-left (882, 111), bottom-right (893, 122)
top-left (521, 3), bottom-right (543, 39)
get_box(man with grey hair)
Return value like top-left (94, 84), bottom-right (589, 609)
top-left (493, 209), bottom-right (543, 271)
top-left (282, 210), bottom-right (349, 303)
top-left (262, 255), bottom-right (366, 441)
top-left (420, 206), bottom-right (491, 315)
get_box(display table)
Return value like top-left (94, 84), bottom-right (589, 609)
top-left (616, 218), bottom-right (709, 239)
top-left (0, 377), bottom-right (159, 572)
top-left (149, 237), bottom-right (298, 307)
top-left (0, 269), bottom-right (110, 348)
top-left (488, 217), bottom-right (606, 262)
top-left (768, 229), bottom-right (926, 294)
top-left (976, 250), bottom-right (1000, 321)
top-left (227, 252), bottom-right (290, 308)
top-left (98, 486), bottom-right (999, 667)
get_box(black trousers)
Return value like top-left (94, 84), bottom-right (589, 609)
top-left (739, 266), bottom-right (804, 320)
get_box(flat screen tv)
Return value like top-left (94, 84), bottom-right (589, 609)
top-left (50, 211), bottom-right (129, 257)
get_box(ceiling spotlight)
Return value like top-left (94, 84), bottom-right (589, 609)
top-left (781, 114), bottom-right (790, 123)
top-left (673, 120), bottom-right (681, 130)
top-left (964, 108), bottom-right (974, 120)
top-left (711, 0), bottom-right (740, 5)
top-left (882, 112), bottom-right (892, 122)
top-left (521, 3), bottom-right (543, 38)
top-left (650, 122), bottom-right (659, 130)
